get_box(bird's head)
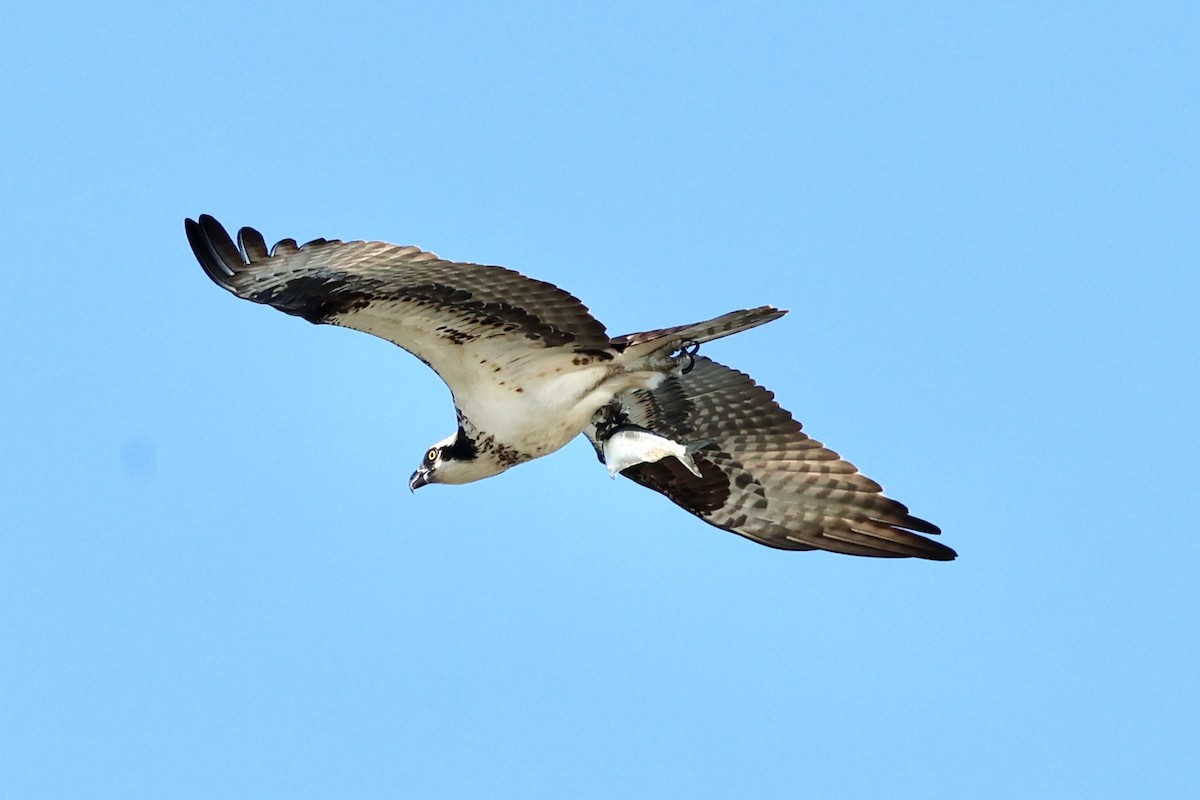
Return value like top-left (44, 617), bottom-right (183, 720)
top-left (409, 429), bottom-right (497, 490)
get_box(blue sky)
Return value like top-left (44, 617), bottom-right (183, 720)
top-left (2, 2), bottom-right (1197, 797)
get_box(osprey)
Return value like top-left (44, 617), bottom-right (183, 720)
top-left (186, 215), bottom-right (955, 561)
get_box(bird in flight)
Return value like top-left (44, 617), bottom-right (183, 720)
top-left (186, 215), bottom-right (954, 560)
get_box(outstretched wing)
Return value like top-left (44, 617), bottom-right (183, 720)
top-left (586, 356), bottom-right (954, 560)
top-left (186, 215), bottom-right (611, 408)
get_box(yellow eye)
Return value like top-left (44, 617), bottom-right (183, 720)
top-left (426, 448), bottom-right (438, 463)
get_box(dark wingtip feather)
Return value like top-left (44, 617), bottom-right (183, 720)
top-left (895, 512), bottom-right (941, 537)
top-left (883, 511), bottom-right (955, 560)
top-left (237, 226), bottom-right (269, 262)
top-left (919, 540), bottom-right (957, 561)
top-left (186, 215), bottom-right (247, 293)
top-left (893, 515), bottom-right (955, 561)
top-left (199, 214), bottom-right (243, 269)
top-left (899, 514), bottom-right (956, 560)
top-left (185, 216), bottom-right (230, 290)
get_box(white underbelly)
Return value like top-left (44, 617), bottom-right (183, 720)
top-left (454, 361), bottom-right (656, 458)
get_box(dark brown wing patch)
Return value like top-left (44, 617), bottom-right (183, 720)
top-left (622, 451), bottom-right (730, 514)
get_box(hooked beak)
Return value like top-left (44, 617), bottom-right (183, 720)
top-left (409, 468), bottom-right (431, 492)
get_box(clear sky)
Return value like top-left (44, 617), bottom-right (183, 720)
top-left (2, 2), bottom-right (1197, 797)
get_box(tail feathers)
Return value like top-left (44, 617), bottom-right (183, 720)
top-left (612, 306), bottom-right (786, 357)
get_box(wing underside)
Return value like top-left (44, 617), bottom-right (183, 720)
top-left (587, 356), bottom-right (954, 560)
top-left (185, 215), bottom-right (613, 396)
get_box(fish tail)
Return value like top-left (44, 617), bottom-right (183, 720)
top-left (677, 453), bottom-right (704, 478)
top-left (677, 438), bottom-right (716, 478)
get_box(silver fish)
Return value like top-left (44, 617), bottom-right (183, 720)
top-left (601, 424), bottom-right (709, 478)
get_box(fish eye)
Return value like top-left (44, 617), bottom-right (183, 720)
top-left (426, 448), bottom-right (439, 464)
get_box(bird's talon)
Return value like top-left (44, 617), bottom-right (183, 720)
top-left (676, 340), bottom-right (700, 374)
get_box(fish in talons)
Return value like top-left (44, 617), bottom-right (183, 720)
top-left (600, 423), bottom-right (711, 478)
